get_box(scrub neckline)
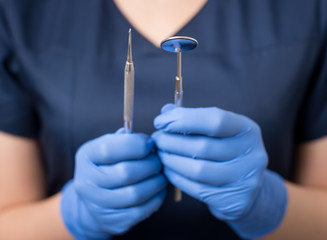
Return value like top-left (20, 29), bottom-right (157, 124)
top-left (110, 0), bottom-right (210, 49)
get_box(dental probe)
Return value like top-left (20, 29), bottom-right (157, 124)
top-left (124, 28), bottom-right (135, 134)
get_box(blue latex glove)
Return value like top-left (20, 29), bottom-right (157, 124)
top-left (60, 129), bottom-right (167, 240)
top-left (152, 104), bottom-right (288, 239)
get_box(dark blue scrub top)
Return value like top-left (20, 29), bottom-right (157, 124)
top-left (1, 0), bottom-right (327, 239)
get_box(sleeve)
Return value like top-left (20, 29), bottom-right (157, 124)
top-left (295, 4), bottom-right (327, 142)
top-left (0, 1), bottom-right (39, 138)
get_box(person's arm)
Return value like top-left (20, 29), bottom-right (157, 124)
top-left (0, 131), bottom-right (73, 239)
top-left (261, 136), bottom-right (327, 240)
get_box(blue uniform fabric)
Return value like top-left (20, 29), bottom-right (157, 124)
top-left (0, 0), bottom-right (327, 239)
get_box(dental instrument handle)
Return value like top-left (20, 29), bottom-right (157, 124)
top-left (124, 28), bottom-right (134, 134)
top-left (174, 50), bottom-right (183, 202)
top-left (175, 50), bottom-right (183, 107)
top-left (160, 36), bottom-right (198, 203)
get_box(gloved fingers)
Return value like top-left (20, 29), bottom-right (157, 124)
top-left (207, 202), bottom-right (250, 221)
top-left (77, 174), bottom-right (167, 209)
top-left (88, 189), bottom-right (166, 235)
top-left (61, 182), bottom-right (112, 239)
top-left (152, 130), bottom-right (253, 161)
top-left (76, 133), bottom-right (154, 164)
top-left (160, 103), bottom-right (175, 113)
top-left (158, 150), bottom-right (260, 186)
top-left (127, 188), bottom-right (166, 223)
top-left (115, 128), bottom-right (125, 134)
top-left (164, 167), bottom-right (254, 213)
top-left (79, 153), bottom-right (162, 188)
top-left (154, 106), bottom-right (255, 138)
top-left (164, 167), bottom-right (216, 203)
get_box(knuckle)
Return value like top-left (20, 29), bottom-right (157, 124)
top-left (193, 162), bottom-right (207, 180)
top-left (91, 134), bottom-right (112, 156)
top-left (131, 135), bottom-right (151, 157)
top-left (126, 187), bottom-right (142, 205)
top-left (250, 121), bottom-right (261, 136)
top-left (97, 142), bottom-right (110, 158)
top-left (195, 138), bottom-right (210, 158)
top-left (253, 149), bottom-right (268, 169)
top-left (211, 107), bottom-right (224, 135)
top-left (115, 163), bottom-right (131, 184)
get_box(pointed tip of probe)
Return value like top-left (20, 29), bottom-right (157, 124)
top-left (127, 28), bottom-right (132, 62)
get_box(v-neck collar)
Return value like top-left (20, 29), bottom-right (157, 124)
top-left (112, 0), bottom-right (209, 48)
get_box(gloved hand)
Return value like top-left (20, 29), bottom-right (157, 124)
top-left (60, 129), bottom-right (167, 240)
top-left (152, 104), bottom-right (288, 239)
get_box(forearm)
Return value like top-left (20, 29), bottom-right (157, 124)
top-left (261, 181), bottom-right (327, 240)
top-left (0, 192), bottom-right (73, 240)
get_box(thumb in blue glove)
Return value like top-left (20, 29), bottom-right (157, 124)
top-left (60, 129), bottom-right (167, 240)
top-left (152, 104), bottom-right (288, 239)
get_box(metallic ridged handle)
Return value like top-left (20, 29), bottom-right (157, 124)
top-left (124, 29), bottom-right (134, 134)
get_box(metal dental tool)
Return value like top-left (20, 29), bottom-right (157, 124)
top-left (124, 28), bottom-right (135, 134)
top-left (160, 36), bottom-right (198, 202)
